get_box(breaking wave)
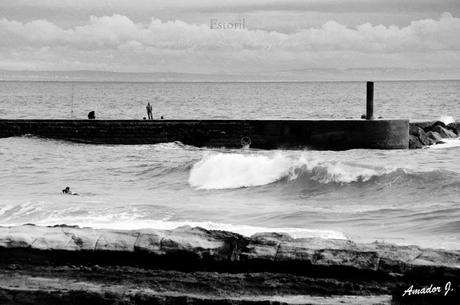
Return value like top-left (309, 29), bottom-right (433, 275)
top-left (189, 152), bottom-right (395, 190)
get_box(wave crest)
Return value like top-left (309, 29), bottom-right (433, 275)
top-left (188, 152), bottom-right (393, 190)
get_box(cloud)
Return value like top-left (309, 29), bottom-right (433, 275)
top-left (2, 13), bottom-right (460, 51)
top-left (2, 1), bottom-right (460, 35)
top-left (0, 13), bottom-right (460, 73)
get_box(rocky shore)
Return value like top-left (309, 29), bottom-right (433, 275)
top-left (0, 224), bottom-right (458, 304)
top-left (409, 121), bottom-right (459, 149)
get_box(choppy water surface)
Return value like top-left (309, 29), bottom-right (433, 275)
top-left (1, 80), bottom-right (459, 120)
top-left (0, 80), bottom-right (459, 249)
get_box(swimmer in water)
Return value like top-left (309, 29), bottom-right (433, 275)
top-left (62, 186), bottom-right (78, 195)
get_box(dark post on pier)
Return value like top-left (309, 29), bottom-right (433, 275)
top-left (366, 81), bottom-right (374, 120)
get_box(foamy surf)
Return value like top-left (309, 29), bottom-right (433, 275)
top-left (429, 137), bottom-right (460, 149)
top-left (189, 152), bottom-right (393, 189)
top-left (90, 220), bottom-right (347, 240)
top-left (0, 217), bottom-right (347, 240)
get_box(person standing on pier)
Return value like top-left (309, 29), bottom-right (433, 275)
top-left (146, 102), bottom-right (153, 120)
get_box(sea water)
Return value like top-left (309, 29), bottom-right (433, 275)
top-left (0, 80), bottom-right (459, 249)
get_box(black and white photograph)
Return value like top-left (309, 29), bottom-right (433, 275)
top-left (0, 1), bottom-right (459, 304)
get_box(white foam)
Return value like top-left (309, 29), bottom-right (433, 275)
top-left (430, 137), bottom-right (460, 149)
top-left (93, 220), bottom-right (347, 239)
top-left (188, 152), bottom-right (391, 190)
top-left (189, 152), bottom-right (293, 189)
top-left (310, 161), bottom-right (384, 184)
top-left (1, 216), bottom-right (347, 240)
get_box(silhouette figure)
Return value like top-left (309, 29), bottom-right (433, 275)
top-left (62, 186), bottom-right (78, 195)
top-left (146, 103), bottom-right (153, 120)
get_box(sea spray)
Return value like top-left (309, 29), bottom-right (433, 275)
top-left (439, 115), bottom-right (455, 125)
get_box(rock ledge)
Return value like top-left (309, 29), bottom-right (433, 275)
top-left (0, 225), bottom-right (458, 304)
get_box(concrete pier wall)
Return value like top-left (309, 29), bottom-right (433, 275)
top-left (0, 119), bottom-right (409, 150)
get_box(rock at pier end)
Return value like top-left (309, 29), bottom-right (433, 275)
top-left (409, 121), bottom-right (459, 149)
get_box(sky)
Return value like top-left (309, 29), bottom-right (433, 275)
top-left (1, 0), bottom-right (460, 79)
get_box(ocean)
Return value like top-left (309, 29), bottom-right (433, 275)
top-left (0, 80), bottom-right (459, 250)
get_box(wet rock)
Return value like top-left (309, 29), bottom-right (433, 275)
top-left (52, 224), bottom-right (80, 229)
top-left (447, 122), bottom-right (459, 135)
top-left (409, 125), bottom-right (423, 136)
top-left (409, 126), bottom-right (434, 146)
top-left (433, 125), bottom-right (457, 138)
top-left (1, 225), bottom-right (459, 275)
top-left (426, 121), bottom-right (447, 132)
top-left (244, 232), bottom-right (292, 261)
top-left (409, 135), bottom-right (423, 149)
top-left (419, 132), bottom-right (435, 145)
top-left (410, 121), bottom-right (435, 131)
top-left (426, 131), bottom-right (443, 142)
top-left (409, 121), bottom-right (459, 148)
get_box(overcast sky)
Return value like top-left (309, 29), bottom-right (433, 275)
top-left (1, 0), bottom-right (460, 78)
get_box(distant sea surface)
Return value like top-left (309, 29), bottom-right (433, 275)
top-left (0, 80), bottom-right (459, 250)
